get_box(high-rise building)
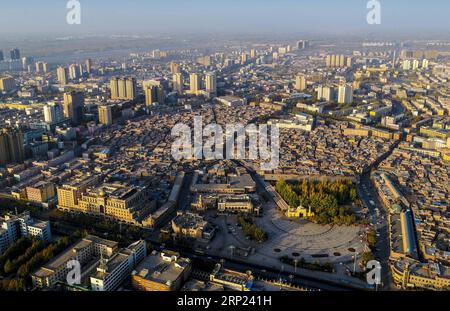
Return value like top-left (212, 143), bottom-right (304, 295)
top-left (22, 57), bottom-right (33, 70)
top-left (98, 105), bottom-right (113, 126)
top-left (297, 40), bottom-right (309, 50)
top-left (326, 54), bottom-right (347, 68)
top-left (422, 59), bottom-right (429, 69)
top-left (169, 61), bottom-right (181, 74)
top-left (125, 78), bottom-right (136, 100)
top-left (110, 77), bottom-right (136, 100)
top-left (338, 84), bottom-right (354, 104)
top-left (412, 59), bottom-right (420, 70)
top-left (85, 59), bottom-right (93, 74)
top-left (172, 73), bottom-right (183, 94)
top-left (10, 48), bottom-right (20, 60)
top-left (346, 57), bottom-right (353, 68)
top-left (241, 53), bottom-right (249, 64)
top-left (144, 85), bottom-right (156, 106)
top-left (144, 85), bottom-right (164, 106)
top-left (317, 85), bottom-right (335, 102)
top-left (57, 66), bottom-right (68, 85)
top-left (295, 75), bottom-right (307, 91)
top-left (189, 73), bottom-right (201, 94)
top-left (250, 49), bottom-right (257, 58)
top-left (0, 128), bottom-right (25, 166)
top-left (205, 72), bottom-right (217, 96)
top-left (0, 76), bottom-right (16, 92)
top-left (63, 91), bottom-right (84, 126)
top-left (0, 50), bottom-right (4, 62)
top-left (35, 61), bottom-right (48, 74)
top-left (402, 60), bottom-right (411, 71)
top-left (69, 64), bottom-right (81, 80)
top-left (43, 102), bottom-right (64, 124)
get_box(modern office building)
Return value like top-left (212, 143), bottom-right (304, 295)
top-left (63, 91), bottom-right (84, 126)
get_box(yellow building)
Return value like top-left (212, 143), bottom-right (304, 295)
top-left (172, 73), bottom-right (183, 94)
top-left (132, 250), bottom-right (191, 291)
top-left (442, 149), bottom-right (450, 162)
top-left (217, 195), bottom-right (254, 214)
top-left (171, 211), bottom-right (207, 239)
top-left (26, 181), bottom-right (55, 203)
top-left (98, 105), bottom-right (113, 126)
top-left (74, 183), bottom-right (155, 224)
top-left (391, 258), bottom-right (450, 290)
top-left (110, 77), bottom-right (136, 100)
top-left (189, 73), bottom-right (201, 94)
top-left (285, 205), bottom-right (314, 218)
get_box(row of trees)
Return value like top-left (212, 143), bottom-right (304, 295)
top-left (0, 238), bottom-right (32, 276)
top-left (49, 210), bottom-right (144, 246)
top-left (237, 216), bottom-right (268, 243)
top-left (4, 240), bottom-right (45, 276)
top-left (0, 236), bottom-right (72, 291)
top-left (275, 179), bottom-right (358, 225)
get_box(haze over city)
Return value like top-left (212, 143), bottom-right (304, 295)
top-left (0, 0), bottom-right (449, 35)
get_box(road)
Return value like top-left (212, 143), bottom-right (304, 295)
top-left (357, 172), bottom-right (391, 290)
top-left (356, 139), bottom-right (402, 290)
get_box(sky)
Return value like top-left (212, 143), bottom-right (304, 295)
top-left (0, 0), bottom-right (449, 36)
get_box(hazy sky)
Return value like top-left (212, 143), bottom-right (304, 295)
top-left (1, 0), bottom-right (449, 35)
